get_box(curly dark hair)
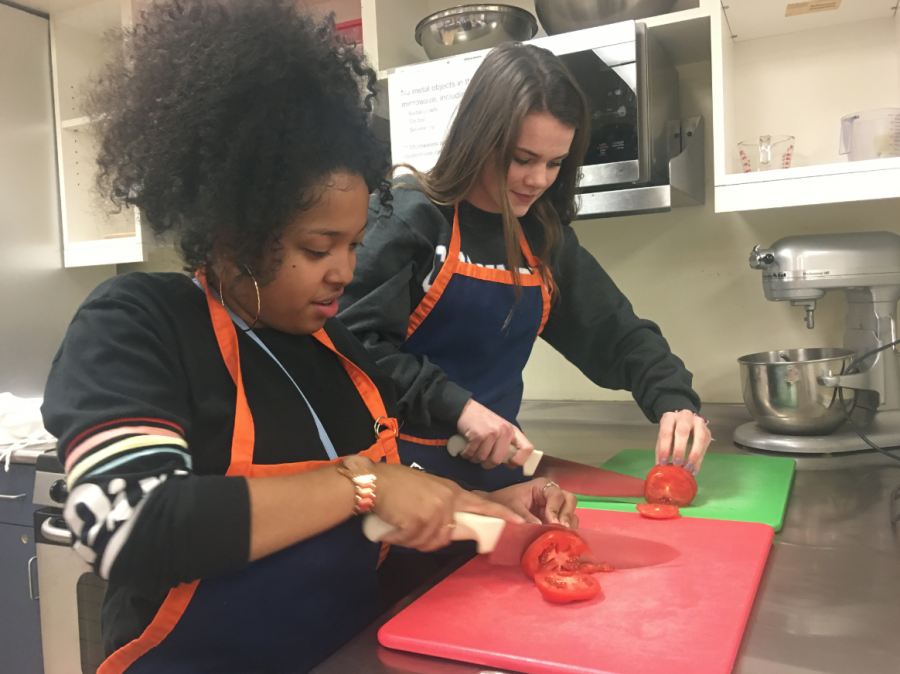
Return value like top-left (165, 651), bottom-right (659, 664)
top-left (87, 0), bottom-right (390, 277)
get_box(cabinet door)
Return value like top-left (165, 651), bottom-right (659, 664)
top-left (0, 523), bottom-right (44, 674)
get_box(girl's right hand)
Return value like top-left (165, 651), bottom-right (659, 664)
top-left (371, 463), bottom-right (522, 552)
top-left (456, 399), bottom-right (535, 469)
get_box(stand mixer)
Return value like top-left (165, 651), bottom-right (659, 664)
top-left (734, 231), bottom-right (900, 454)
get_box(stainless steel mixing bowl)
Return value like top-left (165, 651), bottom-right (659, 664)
top-left (533, 0), bottom-right (678, 35)
top-left (738, 348), bottom-right (856, 436)
top-left (415, 5), bottom-right (538, 60)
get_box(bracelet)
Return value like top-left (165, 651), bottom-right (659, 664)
top-left (336, 456), bottom-right (377, 515)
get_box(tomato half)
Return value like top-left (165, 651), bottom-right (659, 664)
top-left (636, 503), bottom-right (681, 519)
top-left (644, 464), bottom-right (698, 507)
top-left (534, 570), bottom-right (601, 604)
top-left (520, 530), bottom-right (591, 580)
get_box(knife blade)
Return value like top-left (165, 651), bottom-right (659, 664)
top-left (446, 434), bottom-right (646, 498)
top-left (363, 512), bottom-right (680, 570)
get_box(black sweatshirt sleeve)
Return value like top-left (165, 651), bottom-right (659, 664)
top-left (41, 287), bottom-right (251, 588)
top-left (539, 226), bottom-right (701, 422)
top-left (339, 186), bottom-right (473, 426)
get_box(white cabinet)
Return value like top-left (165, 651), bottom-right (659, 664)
top-left (35, 0), bottom-right (899, 222)
top-left (48, 0), bottom-right (146, 267)
top-left (712, 0), bottom-right (900, 212)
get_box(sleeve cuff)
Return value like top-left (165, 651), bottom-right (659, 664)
top-left (430, 381), bottom-right (473, 424)
top-left (651, 395), bottom-right (699, 423)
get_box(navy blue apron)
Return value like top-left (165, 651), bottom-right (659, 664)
top-left (397, 205), bottom-right (552, 491)
top-left (98, 271), bottom-right (400, 674)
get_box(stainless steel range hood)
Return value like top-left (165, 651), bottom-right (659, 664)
top-left (575, 116), bottom-right (705, 220)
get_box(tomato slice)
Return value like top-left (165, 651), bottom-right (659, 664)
top-left (554, 558), bottom-right (614, 576)
top-left (637, 503), bottom-right (681, 519)
top-left (644, 464), bottom-right (698, 507)
top-left (520, 530), bottom-right (591, 580)
top-left (575, 561), bottom-right (614, 574)
top-left (534, 570), bottom-right (600, 604)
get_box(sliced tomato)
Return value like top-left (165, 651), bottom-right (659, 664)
top-left (575, 561), bottom-right (614, 574)
top-left (534, 570), bottom-right (601, 604)
top-left (644, 464), bottom-right (698, 507)
top-left (636, 503), bottom-right (681, 519)
top-left (520, 530), bottom-right (591, 580)
top-left (554, 557), bottom-right (614, 576)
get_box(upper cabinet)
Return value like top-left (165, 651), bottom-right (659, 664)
top-left (27, 0), bottom-right (899, 234)
top-left (49, 0), bottom-right (145, 267)
top-left (712, 0), bottom-right (900, 212)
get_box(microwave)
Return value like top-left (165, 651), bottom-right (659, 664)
top-left (541, 22), bottom-right (681, 191)
top-left (388, 20), bottom-right (681, 192)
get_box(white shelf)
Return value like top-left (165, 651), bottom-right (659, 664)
top-left (64, 237), bottom-right (145, 268)
top-left (50, 0), bottom-right (145, 267)
top-left (723, 0), bottom-right (897, 42)
top-left (711, 0), bottom-right (900, 212)
top-left (60, 115), bottom-right (91, 129)
top-left (715, 157), bottom-right (900, 212)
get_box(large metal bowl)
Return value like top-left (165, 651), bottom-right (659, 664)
top-left (534, 0), bottom-right (678, 35)
top-left (415, 5), bottom-right (538, 60)
top-left (738, 348), bottom-right (856, 436)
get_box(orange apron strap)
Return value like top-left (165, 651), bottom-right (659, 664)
top-left (519, 230), bottom-right (553, 336)
top-left (312, 330), bottom-right (400, 466)
top-left (97, 582), bottom-right (199, 674)
top-left (195, 270), bottom-right (256, 475)
top-left (407, 204), bottom-right (463, 338)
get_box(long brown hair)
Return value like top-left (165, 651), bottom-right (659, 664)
top-left (401, 42), bottom-right (590, 296)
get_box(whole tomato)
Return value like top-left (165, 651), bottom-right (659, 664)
top-left (644, 464), bottom-right (697, 507)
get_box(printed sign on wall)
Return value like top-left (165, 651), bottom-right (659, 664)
top-left (388, 53), bottom-right (487, 173)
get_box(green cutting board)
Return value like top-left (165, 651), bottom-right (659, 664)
top-left (578, 449), bottom-right (796, 531)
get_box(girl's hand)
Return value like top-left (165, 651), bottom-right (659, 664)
top-left (456, 399), bottom-right (535, 470)
top-left (478, 479), bottom-right (579, 529)
top-left (372, 463), bottom-right (522, 552)
top-left (655, 410), bottom-right (712, 475)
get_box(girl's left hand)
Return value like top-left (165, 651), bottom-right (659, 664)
top-left (655, 410), bottom-right (712, 475)
top-left (478, 479), bottom-right (579, 529)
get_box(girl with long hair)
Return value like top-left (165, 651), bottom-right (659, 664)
top-left (340, 42), bottom-right (711, 491)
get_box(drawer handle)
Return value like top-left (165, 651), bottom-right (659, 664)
top-left (28, 556), bottom-right (38, 600)
top-left (41, 517), bottom-right (74, 545)
top-left (0, 493), bottom-right (26, 499)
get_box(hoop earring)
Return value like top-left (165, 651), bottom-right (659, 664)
top-left (217, 266), bottom-right (261, 330)
top-left (242, 265), bottom-right (261, 330)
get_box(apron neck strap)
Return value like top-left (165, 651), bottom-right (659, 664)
top-left (195, 269), bottom-right (256, 475)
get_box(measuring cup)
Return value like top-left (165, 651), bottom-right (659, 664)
top-left (840, 108), bottom-right (900, 161)
top-left (738, 135), bottom-right (795, 172)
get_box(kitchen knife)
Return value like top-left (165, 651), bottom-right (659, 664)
top-left (363, 512), bottom-right (680, 570)
top-left (446, 434), bottom-right (646, 498)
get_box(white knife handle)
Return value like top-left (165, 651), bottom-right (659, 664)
top-left (361, 511), bottom-right (506, 554)
top-left (446, 434), bottom-right (543, 477)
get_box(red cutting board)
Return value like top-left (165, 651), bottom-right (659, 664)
top-left (379, 509), bottom-right (773, 674)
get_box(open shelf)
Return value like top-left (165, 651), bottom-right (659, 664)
top-left (50, 0), bottom-right (144, 267)
top-left (713, 0), bottom-right (900, 212)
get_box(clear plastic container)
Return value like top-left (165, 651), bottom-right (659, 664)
top-left (737, 135), bottom-right (795, 172)
top-left (839, 108), bottom-right (900, 161)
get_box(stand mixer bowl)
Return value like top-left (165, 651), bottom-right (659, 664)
top-left (738, 348), bottom-right (856, 436)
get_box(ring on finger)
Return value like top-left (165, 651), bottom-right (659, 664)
top-left (443, 521), bottom-right (456, 530)
top-left (541, 481), bottom-right (561, 496)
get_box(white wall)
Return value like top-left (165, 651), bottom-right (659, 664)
top-left (523, 58), bottom-right (900, 405)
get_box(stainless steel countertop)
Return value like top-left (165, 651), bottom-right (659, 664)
top-left (312, 403), bottom-right (900, 674)
top-left (1, 441), bottom-right (56, 465)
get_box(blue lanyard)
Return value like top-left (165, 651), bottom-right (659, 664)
top-left (193, 278), bottom-right (338, 461)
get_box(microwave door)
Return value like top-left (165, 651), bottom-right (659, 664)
top-left (558, 51), bottom-right (641, 189)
